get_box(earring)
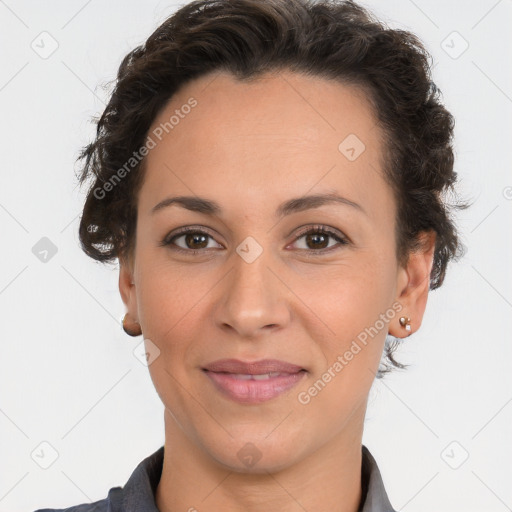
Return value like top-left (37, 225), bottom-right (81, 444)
top-left (122, 313), bottom-right (142, 337)
top-left (399, 316), bottom-right (411, 332)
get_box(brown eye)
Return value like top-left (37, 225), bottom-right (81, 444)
top-left (161, 227), bottom-right (223, 253)
top-left (304, 231), bottom-right (330, 250)
top-left (180, 232), bottom-right (209, 250)
top-left (292, 226), bottom-right (348, 254)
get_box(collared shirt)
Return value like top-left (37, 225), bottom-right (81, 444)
top-left (34, 444), bottom-right (396, 512)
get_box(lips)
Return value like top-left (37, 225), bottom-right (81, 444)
top-left (203, 358), bottom-right (304, 375)
top-left (202, 359), bottom-right (307, 404)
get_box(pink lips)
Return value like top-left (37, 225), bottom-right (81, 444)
top-left (203, 358), bottom-right (307, 404)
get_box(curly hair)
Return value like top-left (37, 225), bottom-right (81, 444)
top-left (76, 0), bottom-right (466, 376)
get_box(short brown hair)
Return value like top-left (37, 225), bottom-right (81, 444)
top-left (76, 0), bottom-right (466, 375)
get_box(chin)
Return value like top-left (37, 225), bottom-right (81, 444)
top-left (203, 431), bottom-right (308, 475)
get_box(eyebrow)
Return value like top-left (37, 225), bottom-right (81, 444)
top-left (150, 191), bottom-right (366, 218)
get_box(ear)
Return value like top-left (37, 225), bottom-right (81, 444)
top-left (119, 255), bottom-right (139, 324)
top-left (389, 230), bottom-right (436, 338)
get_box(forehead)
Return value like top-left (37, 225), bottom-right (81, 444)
top-left (139, 70), bottom-right (392, 220)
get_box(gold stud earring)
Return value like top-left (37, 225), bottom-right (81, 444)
top-left (122, 313), bottom-right (142, 337)
top-left (399, 316), bottom-right (411, 332)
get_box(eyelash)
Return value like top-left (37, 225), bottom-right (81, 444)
top-left (160, 225), bottom-right (349, 256)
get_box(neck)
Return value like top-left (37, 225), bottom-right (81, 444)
top-left (156, 408), bottom-right (365, 512)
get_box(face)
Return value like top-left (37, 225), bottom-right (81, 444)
top-left (120, 70), bottom-right (433, 472)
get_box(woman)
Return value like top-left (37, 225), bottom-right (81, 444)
top-left (35, 0), bottom-right (464, 510)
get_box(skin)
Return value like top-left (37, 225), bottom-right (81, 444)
top-left (119, 70), bottom-right (435, 512)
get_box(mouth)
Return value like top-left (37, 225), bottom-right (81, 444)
top-left (202, 359), bottom-right (307, 404)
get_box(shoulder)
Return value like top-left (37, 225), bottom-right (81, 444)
top-left (32, 501), bottom-right (108, 512)
top-left (33, 505), bottom-right (106, 512)
top-left (32, 486), bottom-right (121, 512)
top-left (31, 446), bottom-right (163, 512)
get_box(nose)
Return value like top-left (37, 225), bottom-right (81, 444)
top-left (214, 246), bottom-right (291, 339)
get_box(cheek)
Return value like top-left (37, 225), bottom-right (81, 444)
top-left (135, 253), bottom-right (202, 339)
top-left (295, 271), bottom-right (392, 422)
top-left (137, 271), bottom-right (202, 417)
top-left (298, 253), bottom-right (396, 335)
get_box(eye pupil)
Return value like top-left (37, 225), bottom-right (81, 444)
top-left (186, 233), bottom-right (208, 249)
top-left (307, 232), bottom-right (328, 249)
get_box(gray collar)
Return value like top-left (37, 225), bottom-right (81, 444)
top-left (359, 445), bottom-right (396, 512)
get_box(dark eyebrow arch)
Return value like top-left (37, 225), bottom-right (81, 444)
top-left (151, 192), bottom-right (366, 218)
